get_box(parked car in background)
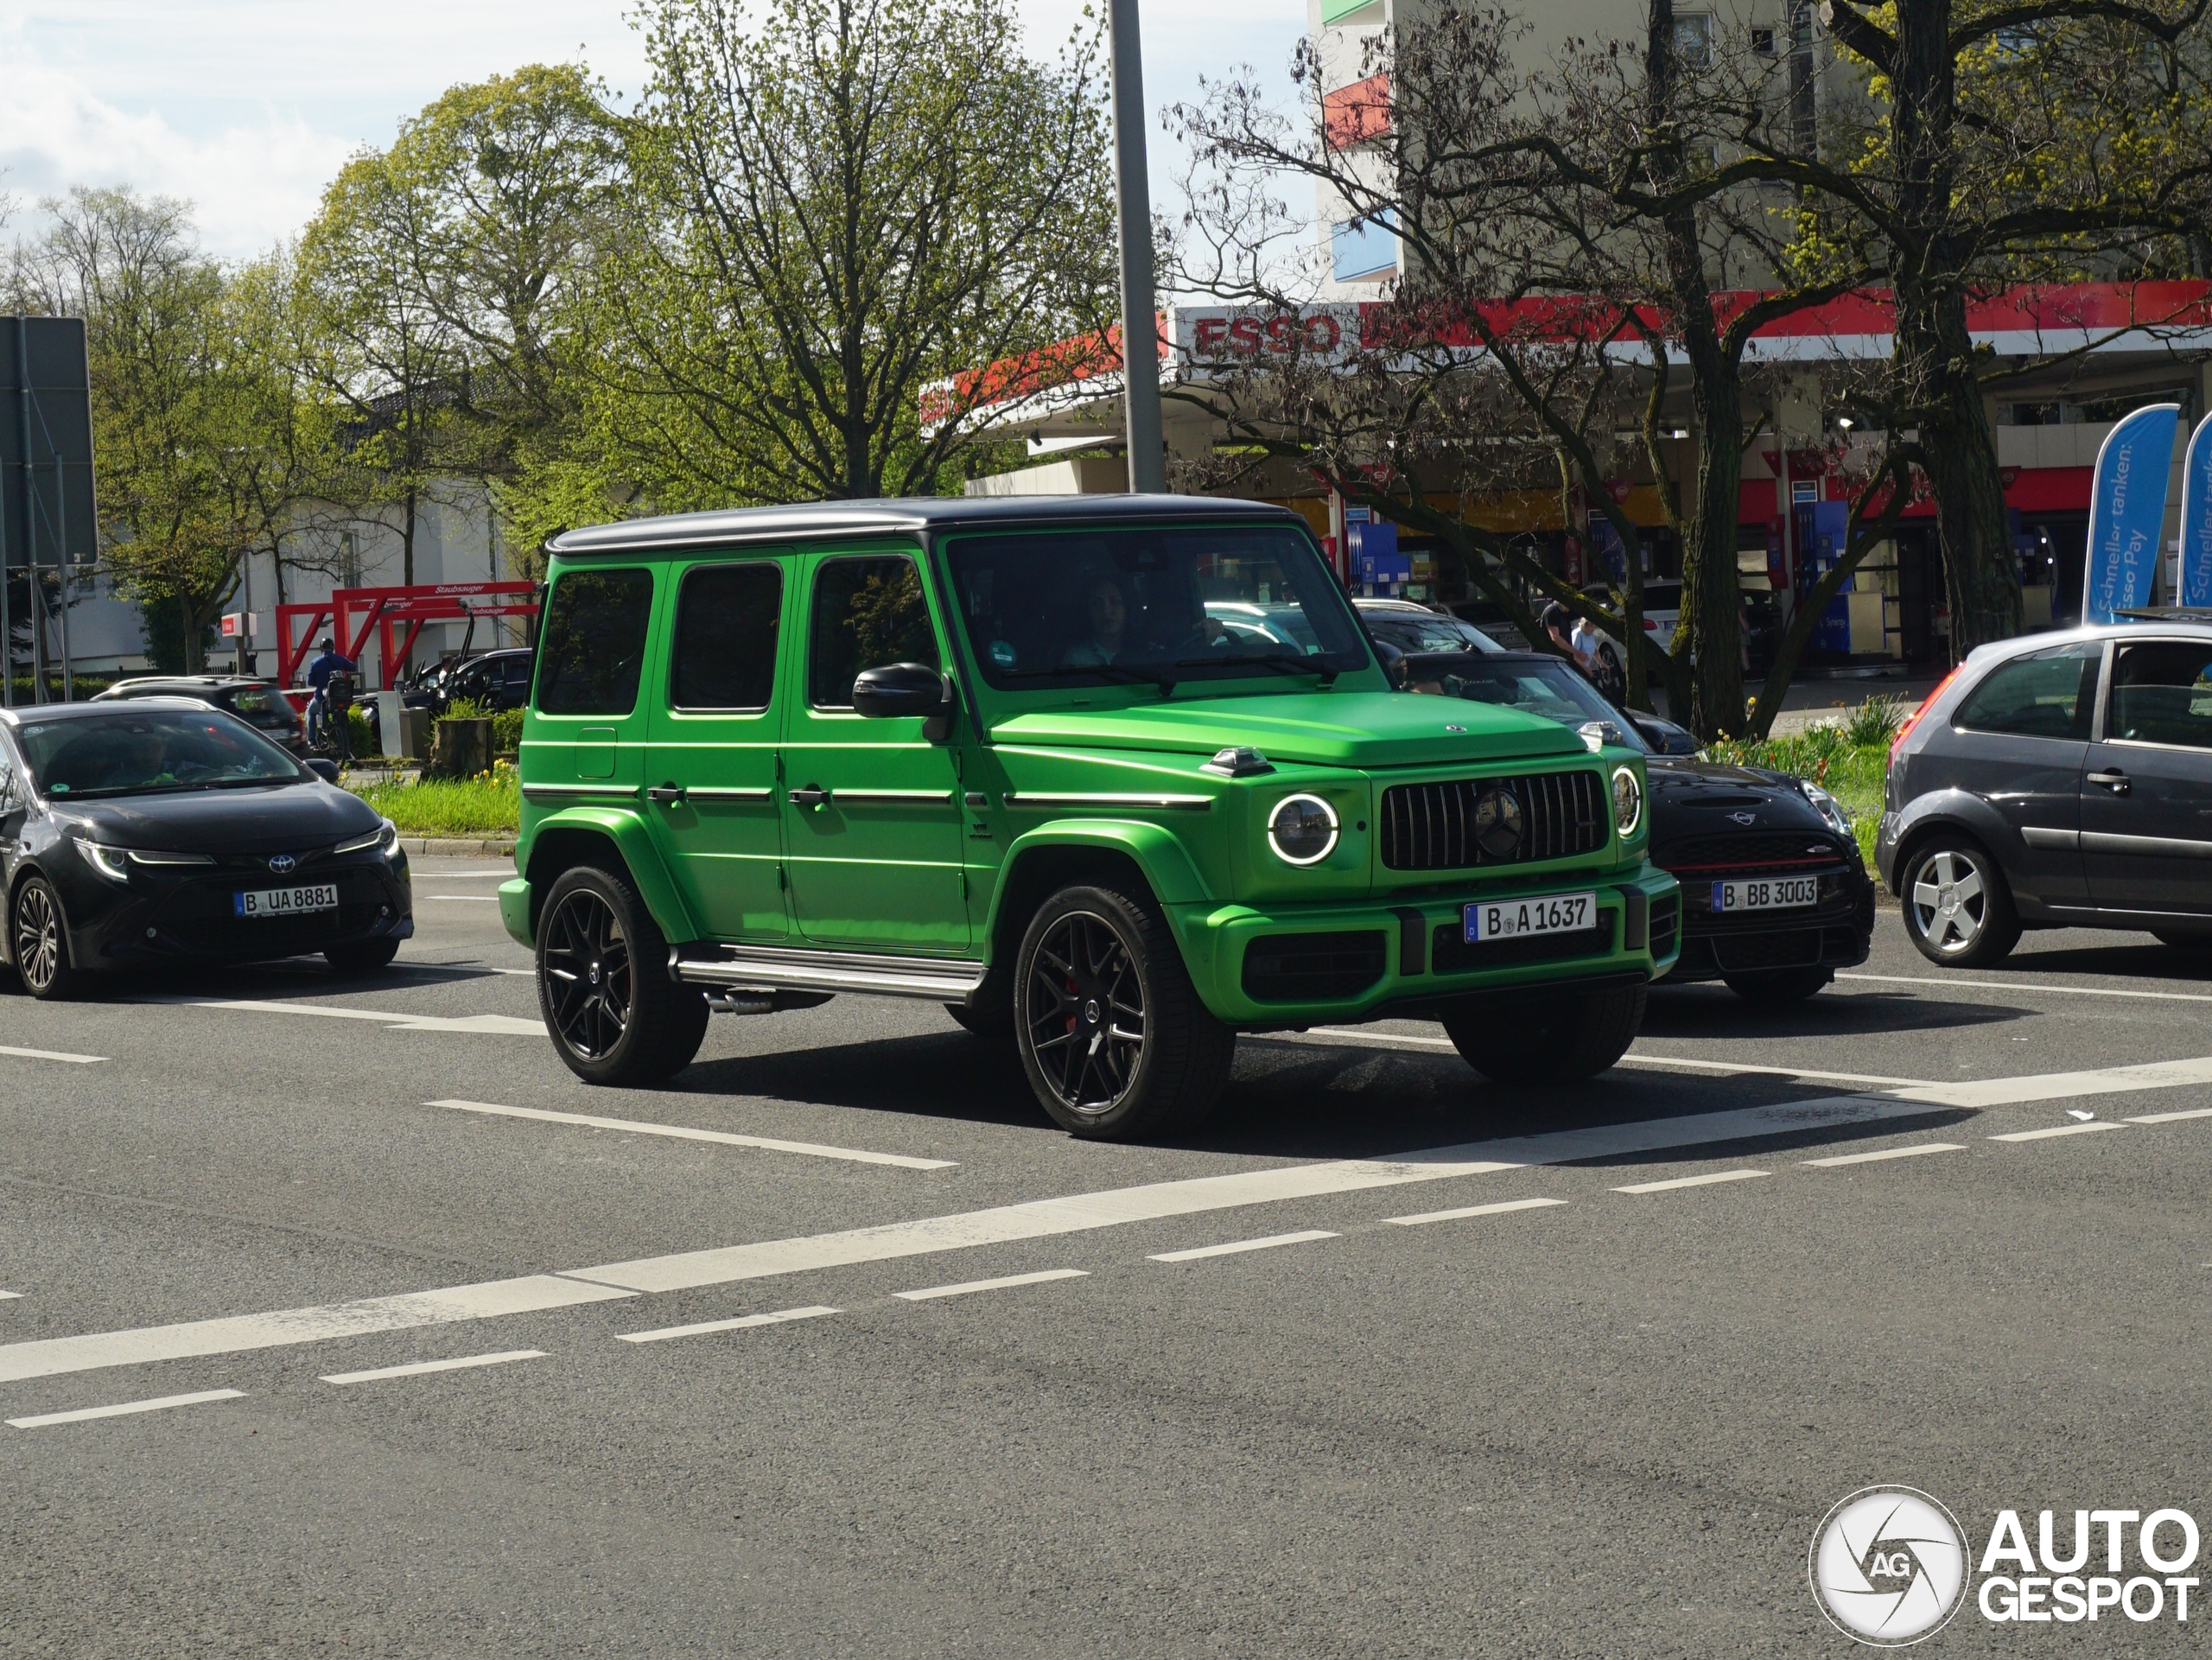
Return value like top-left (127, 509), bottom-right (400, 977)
top-left (399, 646), bottom-right (536, 716)
top-left (1398, 651), bottom-right (1873, 1002)
top-left (1879, 620), bottom-right (2212, 965)
top-left (1354, 597), bottom-right (1503, 658)
top-left (1449, 596), bottom-right (1532, 651)
top-left (94, 676), bottom-right (306, 754)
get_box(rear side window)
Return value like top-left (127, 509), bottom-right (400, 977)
top-left (809, 556), bottom-right (938, 709)
top-left (672, 563), bottom-right (782, 710)
top-left (1954, 643), bottom-right (2099, 741)
top-left (536, 568), bottom-right (654, 716)
top-left (2107, 641), bottom-right (2212, 750)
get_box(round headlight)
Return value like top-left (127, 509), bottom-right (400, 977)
top-left (1611, 766), bottom-right (1643, 838)
top-left (1267, 793), bottom-right (1340, 866)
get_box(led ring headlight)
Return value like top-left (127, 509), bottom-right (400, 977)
top-left (1268, 793), bottom-right (1340, 866)
top-left (1611, 766), bottom-right (1643, 838)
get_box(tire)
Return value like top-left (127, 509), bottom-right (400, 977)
top-left (944, 995), bottom-right (1014, 1040)
top-left (1440, 980), bottom-right (1648, 1084)
top-left (1723, 965), bottom-right (1833, 1004)
top-left (326, 938), bottom-right (402, 975)
top-left (2154, 930), bottom-right (2212, 949)
top-left (1014, 881), bottom-right (1236, 1139)
top-left (537, 863), bottom-right (709, 1086)
top-left (1900, 836), bottom-right (2019, 968)
top-left (13, 876), bottom-right (86, 1001)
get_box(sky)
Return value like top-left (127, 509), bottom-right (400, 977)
top-left (0, 0), bottom-right (1303, 261)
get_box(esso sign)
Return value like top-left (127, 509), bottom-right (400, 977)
top-left (1186, 309), bottom-right (1347, 359)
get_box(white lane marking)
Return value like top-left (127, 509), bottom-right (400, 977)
top-left (1990, 1122), bottom-right (2131, 1142)
top-left (321, 1349), bottom-right (544, 1385)
top-left (894, 1269), bottom-right (1090, 1301)
top-left (617, 1306), bottom-right (840, 1344)
top-left (2128, 1107), bottom-right (2212, 1123)
top-left (0, 1291), bottom-right (20, 1301)
top-left (0, 1044), bottom-right (105, 1065)
top-left (410, 869), bottom-right (514, 877)
top-left (1839, 971), bottom-right (2212, 1005)
top-left (433, 1099), bottom-right (957, 1171)
top-left (141, 995), bottom-right (545, 1035)
top-left (9, 1388), bottom-right (244, 1428)
top-left (1148, 1229), bottom-right (1339, 1262)
top-left (1385, 1197), bottom-right (1568, 1226)
top-left (16, 1055), bottom-right (2212, 1384)
top-left (1803, 1143), bottom-right (1967, 1167)
top-left (422, 895), bottom-right (502, 902)
top-left (0, 1275), bottom-right (632, 1386)
top-left (1613, 1169), bottom-right (1770, 1194)
top-left (1291, 1027), bottom-right (1929, 1089)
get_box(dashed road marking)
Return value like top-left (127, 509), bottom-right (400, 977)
top-left (0, 1291), bottom-right (20, 1301)
top-left (1803, 1143), bottom-right (1967, 1167)
top-left (894, 1269), bottom-right (1089, 1302)
top-left (1839, 971), bottom-right (2212, 1005)
top-left (1289, 1027), bottom-right (1929, 1089)
top-left (421, 895), bottom-right (502, 902)
top-left (617, 1306), bottom-right (840, 1344)
top-left (9, 1388), bottom-right (244, 1428)
top-left (321, 1350), bottom-right (544, 1385)
top-left (0, 1045), bottom-right (105, 1064)
top-left (1990, 1122), bottom-right (2131, 1142)
top-left (2128, 1107), bottom-right (2212, 1124)
top-left (1613, 1169), bottom-right (1770, 1194)
top-left (433, 1098), bottom-right (957, 1171)
top-left (1384, 1197), bottom-right (1568, 1226)
top-left (1149, 1230), bottom-right (1338, 1262)
top-left (138, 995), bottom-right (546, 1035)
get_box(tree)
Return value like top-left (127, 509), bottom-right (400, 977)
top-left (588, 0), bottom-right (1119, 506)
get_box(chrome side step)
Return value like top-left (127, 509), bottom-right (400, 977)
top-left (669, 943), bottom-right (988, 1003)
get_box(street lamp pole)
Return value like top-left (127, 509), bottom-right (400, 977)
top-left (1107, 0), bottom-right (1166, 493)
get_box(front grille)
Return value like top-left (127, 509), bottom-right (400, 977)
top-left (147, 864), bottom-right (391, 954)
top-left (1432, 920), bottom-right (1611, 975)
top-left (1649, 894), bottom-right (1680, 959)
top-left (1656, 831), bottom-right (1850, 874)
top-left (1241, 931), bottom-right (1388, 1002)
top-left (1709, 929), bottom-right (1823, 972)
top-left (1379, 770), bottom-right (1606, 871)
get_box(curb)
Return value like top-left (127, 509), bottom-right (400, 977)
top-left (400, 836), bottom-right (518, 858)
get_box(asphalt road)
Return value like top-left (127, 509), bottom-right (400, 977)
top-left (5, 857), bottom-right (2212, 1656)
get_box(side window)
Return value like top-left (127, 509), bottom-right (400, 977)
top-left (808, 555), bottom-right (938, 709)
top-left (0, 745), bottom-right (19, 811)
top-left (671, 563), bottom-right (782, 710)
top-left (2107, 642), bottom-right (2212, 750)
top-left (1954, 644), bottom-right (2099, 741)
top-left (504, 656), bottom-right (534, 686)
top-left (535, 568), bottom-right (655, 716)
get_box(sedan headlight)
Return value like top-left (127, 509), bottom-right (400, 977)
top-left (1611, 766), bottom-right (1643, 839)
top-left (1800, 781), bottom-right (1852, 836)
top-left (73, 839), bottom-right (216, 882)
top-left (1267, 793), bottom-right (1340, 866)
top-left (334, 818), bottom-right (399, 855)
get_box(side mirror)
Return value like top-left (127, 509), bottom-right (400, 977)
top-left (851, 662), bottom-right (953, 721)
top-left (304, 758), bottom-right (341, 783)
top-left (1629, 713), bottom-right (1700, 755)
top-left (1577, 720), bottom-right (1626, 753)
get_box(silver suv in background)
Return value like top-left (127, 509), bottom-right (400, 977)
top-left (1878, 621), bottom-right (2212, 965)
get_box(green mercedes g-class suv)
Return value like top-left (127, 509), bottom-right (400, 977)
top-left (501, 496), bottom-right (1681, 1138)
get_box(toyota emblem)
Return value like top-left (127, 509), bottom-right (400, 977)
top-left (1472, 785), bottom-right (1524, 860)
top-left (267, 853), bottom-right (296, 875)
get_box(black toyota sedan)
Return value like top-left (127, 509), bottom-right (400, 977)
top-left (0, 700), bottom-right (412, 997)
top-left (1398, 652), bottom-right (1876, 1002)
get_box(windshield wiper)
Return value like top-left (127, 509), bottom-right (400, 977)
top-left (996, 663), bottom-right (1178, 696)
top-left (1175, 652), bottom-right (1339, 685)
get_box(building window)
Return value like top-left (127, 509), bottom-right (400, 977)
top-left (1675, 13), bottom-right (1714, 67)
top-left (1324, 73), bottom-right (1392, 150)
top-left (1751, 25), bottom-right (1777, 53)
top-left (1331, 210), bottom-right (1398, 283)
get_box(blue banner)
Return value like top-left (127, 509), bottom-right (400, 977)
top-left (2084, 402), bottom-right (2178, 623)
top-left (2178, 412), bottom-right (2212, 607)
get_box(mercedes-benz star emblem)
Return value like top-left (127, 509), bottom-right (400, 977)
top-left (266, 853), bottom-right (296, 875)
top-left (1472, 785), bottom-right (1523, 860)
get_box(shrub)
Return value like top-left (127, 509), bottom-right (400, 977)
top-left (1841, 693), bottom-right (1904, 749)
top-left (443, 696), bottom-right (491, 721)
top-left (491, 707), bottom-right (524, 754)
top-left (348, 762), bottom-right (519, 836)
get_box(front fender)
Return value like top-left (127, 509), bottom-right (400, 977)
top-left (984, 817), bottom-right (1215, 945)
top-left (515, 806), bottom-right (702, 947)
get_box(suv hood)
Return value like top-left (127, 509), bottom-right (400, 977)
top-left (990, 690), bottom-right (1587, 768)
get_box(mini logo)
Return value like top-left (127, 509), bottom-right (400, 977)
top-left (1727, 811), bottom-right (1758, 825)
top-left (1472, 785), bottom-right (1523, 859)
top-left (1810, 1486), bottom-right (1968, 1646)
top-left (266, 853), bottom-right (296, 875)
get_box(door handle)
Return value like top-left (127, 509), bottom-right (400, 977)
top-left (2088, 770), bottom-right (2131, 794)
top-left (646, 784), bottom-right (687, 805)
top-left (789, 785), bottom-right (830, 808)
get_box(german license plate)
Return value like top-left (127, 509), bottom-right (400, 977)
top-left (1713, 876), bottom-right (1820, 913)
top-left (1465, 891), bottom-right (1595, 943)
top-left (234, 883), bottom-right (339, 919)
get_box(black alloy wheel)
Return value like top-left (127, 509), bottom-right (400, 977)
top-left (535, 863), bottom-right (707, 1086)
top-left (1024, 909), bottom-right (1147, 1116)
top-left (14, 877), bottom-right (82, 1001)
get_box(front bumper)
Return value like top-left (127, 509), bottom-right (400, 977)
top-left (57, 851), bottom-right (414, 971)
top-left (1168, 863), bottom-right (1681, 1027)
top-left (1662, 865), bottom-right (1876, 982)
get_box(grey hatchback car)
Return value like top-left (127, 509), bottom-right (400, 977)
top-left (1878, 621), bottom-right (2212, 964)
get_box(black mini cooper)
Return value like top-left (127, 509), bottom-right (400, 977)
top-left (0, 700), bottom-right (412, 996)
top-left (1398, 652), bottom-right (1875, 1002)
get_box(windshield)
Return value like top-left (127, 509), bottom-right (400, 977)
top-left (17, 709), bottom-right (306, 798)
top-left (945, 525), bottom-right (1370, 690)
top-left (1402, 657), bottom-right (1654, 754)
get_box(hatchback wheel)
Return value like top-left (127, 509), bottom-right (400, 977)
top-left (537, 864), bottom-right (708, 1086)
top-left (1902, 836), bottom-right (2019, 967)
top-left (1014, 882), bottom-right (1234, 1139)
top-left (13, 877), bottom-right (84, 1001)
